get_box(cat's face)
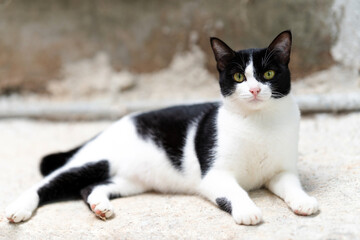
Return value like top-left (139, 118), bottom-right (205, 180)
top-left (210, 31), bottom-right (292, 111)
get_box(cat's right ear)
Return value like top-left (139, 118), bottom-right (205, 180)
top-left (210, 37), bottom-right (235, 71)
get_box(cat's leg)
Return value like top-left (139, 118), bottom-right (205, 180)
top-left (6, 160), bottom-right (110, 223)
top-left (266, 171), bottom-right (319, 216)
top-left (5, 188), bottom-right (40, 223)
top-left (80, 176), bottom-right (147, 220)
top-left (199, 170), bottom-right (262, 225)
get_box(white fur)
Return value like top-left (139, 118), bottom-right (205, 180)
top-left (266, 172), bottom-right (319, 216)
top-left (87, 176), bottom-right (147, 219)
top-left (6, 62), bottom-right (318, 224)
top-left (6, 190), bottom-right (39, 223)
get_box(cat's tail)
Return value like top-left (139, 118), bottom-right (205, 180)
top-left (40, 145), bottom-right (82, 176)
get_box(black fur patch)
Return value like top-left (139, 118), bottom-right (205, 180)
top-left (40, 146), bottom-right (82, 176)
top-left (195, 106), bottom-right (218, 177)
top-left (38, 160), bottom-right (110, 205)
top-left (109, 193), bottom-right (122, 200)
top-left (216, 197), bottom-right (232, 214)
top-left (219, 52), bottom-right (250, 97)
top-left (80, 180), bottom-right (112, 202)
top-left (134, 103), bottom-right (219, 171)
top-left (252, 48), bottom-right (291, 98)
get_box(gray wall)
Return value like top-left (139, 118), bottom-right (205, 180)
top-left (0, 0), bottom-right (336, 94)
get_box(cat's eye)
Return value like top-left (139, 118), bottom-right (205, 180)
top-left (233, 73), bottom-right (245, 83)
top-left (264, 70), bottom-right (275, 80)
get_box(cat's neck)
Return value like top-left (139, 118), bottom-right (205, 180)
top-left (221, 94), bottom-right (299, 119)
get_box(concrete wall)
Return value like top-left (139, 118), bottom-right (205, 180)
top-left (0, 0), bottom-right (337, 94)
top-left (331, 0), bottom-right (360, 71)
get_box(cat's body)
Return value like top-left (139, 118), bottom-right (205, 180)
top-left (6, 31), bottom-right (319, 225)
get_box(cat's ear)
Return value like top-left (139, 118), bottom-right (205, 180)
top-left (210, 37), bottom-right (235, 71)
top-left (267, 30), bottom-right (292, 65)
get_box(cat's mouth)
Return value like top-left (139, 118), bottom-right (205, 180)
top-left (247, 94), bottom-right (271, 103)
top-left (248, 97), bottom-right (263, 103)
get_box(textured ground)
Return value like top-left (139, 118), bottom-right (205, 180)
top-left (0, 113), bottom-right (359, 240)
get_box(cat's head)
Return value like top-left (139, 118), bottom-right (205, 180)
top-left (210, 30), bottom-right (292, 111)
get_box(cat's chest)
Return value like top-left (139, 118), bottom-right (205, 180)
top-left (218, 119), bottom-right (280, 167)
top-left (215, 108), bottom-right (297, 190)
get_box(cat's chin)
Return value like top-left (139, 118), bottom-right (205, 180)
top-left (223, 98), bottom-right (270, 114)
top-left (245, 99), bottom-right (268, 110)
top-left (248, 98), bottom-right (263, 104)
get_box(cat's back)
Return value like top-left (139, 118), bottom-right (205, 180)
top-left (133, 102), bottom-right (219, 129)
top-left (131, 102), bottom-right (219, 168)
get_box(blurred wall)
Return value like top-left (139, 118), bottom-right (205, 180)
top-left (331, 0), bottom-right (360, 70)
top-left (0, 0), bottom-right (336, 94)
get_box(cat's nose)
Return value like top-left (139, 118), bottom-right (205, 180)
top-left (249, 87), bottom-right (261, 97)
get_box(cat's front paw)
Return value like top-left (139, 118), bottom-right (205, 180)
top-left (88, 195), bottom-right (114, 220)
top-left (6, 199), bottom-right (35, 223)
top-left (90, 202), bottom-right (114, 220)
top-left (5, 192), bottom-right (38, 223)
top-left (286, 195), bottom-right (319, 216)
top-left (6, 204), bottom-right (32, 223)
top-left (232, 204), bottom-right (263, 225)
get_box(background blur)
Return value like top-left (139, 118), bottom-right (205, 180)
top-left (0, 0), bottom-right (359, 119)
top-left (2, 1), bottom-right (360, 238)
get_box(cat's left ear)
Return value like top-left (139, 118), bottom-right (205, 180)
top-left (267, 30), bottom-right (292, 65)
top-left (210, 37), bottom-right (235, 71)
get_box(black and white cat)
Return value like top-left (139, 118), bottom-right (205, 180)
top-left (6, 31), bottom-right (319, 225)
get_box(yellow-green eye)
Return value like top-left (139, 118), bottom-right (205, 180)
top-left (233, 73), bottom-right (245, 82)
top-left (264, 70), bottom-right (275, 80)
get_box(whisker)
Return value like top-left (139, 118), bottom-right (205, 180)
top-left (270, 91), bottom-right (286, 98)
top-left (263, 49), bottom-right (276, 66)
top-left (262, 48), bottom-right (278, 67)
top-left (241, 54), bottom-right (246, 66)
top-left (229, 61), bottom-right (244, 72)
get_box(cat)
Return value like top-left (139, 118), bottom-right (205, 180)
top-left (5, 30), bottom-right (319, 225)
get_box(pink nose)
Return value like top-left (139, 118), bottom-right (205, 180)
top-left (249, 87), bottom-right (261, 96)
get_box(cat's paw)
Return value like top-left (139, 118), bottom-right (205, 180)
top-left (5, 192), bottom-right (38, 223)
top-left (286, 195), bottom-right (319, 216)
top-left (90, 201), bottom-right (114, 220)
top-left (6, 201), bottom-right (34, 223)
top-left (6, 205), bottom-right (32, 223)
top-left (232, 204), bottom-right (263, 225)
top-left (88, 195), bottom-right (114, 220)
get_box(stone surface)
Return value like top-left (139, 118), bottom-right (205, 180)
top-left (0, 113), bottom-right (359, 239)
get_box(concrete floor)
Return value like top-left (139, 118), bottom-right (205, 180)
top-left (0, 113), bottom-right (359, 240)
